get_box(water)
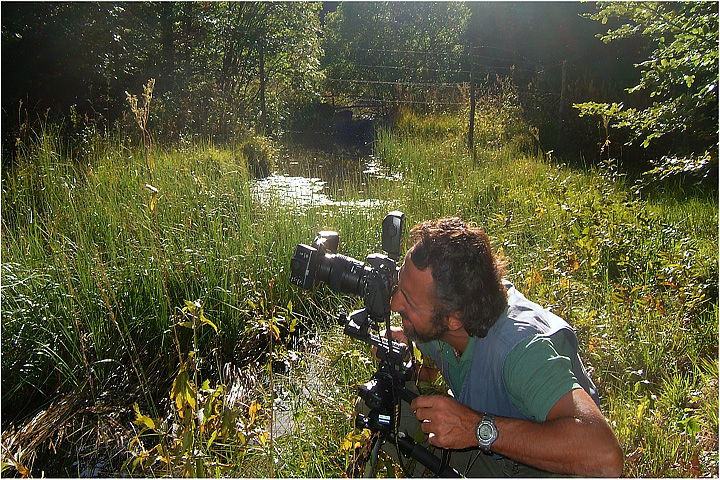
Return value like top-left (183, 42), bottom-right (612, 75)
top-left (252, 143), bottom-right (401, 210)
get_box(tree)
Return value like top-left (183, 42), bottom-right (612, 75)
top-left (575, 2), bottom-right (718, 182)
top-left (121, 2), bottom-right (324, 140)
top-left (2, 2), bottom-right (324, 147)
top-left (323, 2), bottom-right (469, 110)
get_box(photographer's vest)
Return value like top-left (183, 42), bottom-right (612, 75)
top-left (421, 282), bottom-right (600, 421)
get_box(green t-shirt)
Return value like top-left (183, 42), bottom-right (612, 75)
top-left (428, 334), bottom-right (580, 422)
top-left (435, 336), bottom-right (477, 390)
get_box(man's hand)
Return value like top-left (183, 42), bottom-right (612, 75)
top-left (410, 395), bottom-right (482, 450)
top-left (410, 389), bottom-right (623, 477)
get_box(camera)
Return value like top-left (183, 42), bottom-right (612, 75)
top-left (289, 210), bottom-right (411, 407)
top-left (289, 211), bottom-right (405, 320)
top-left (289, 211), bottom-right (460, 477)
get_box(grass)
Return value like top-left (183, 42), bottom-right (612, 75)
top-left (1, 102), bottom-right (717, 477)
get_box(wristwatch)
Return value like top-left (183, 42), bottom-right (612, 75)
top-left (475, 413), bottom-right (498, 454)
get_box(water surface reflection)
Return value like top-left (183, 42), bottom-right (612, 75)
top-left (253, 142), bottom-right (400, 210)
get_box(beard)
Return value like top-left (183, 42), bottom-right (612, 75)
top-left (403, 311), bottom-right (449, 344)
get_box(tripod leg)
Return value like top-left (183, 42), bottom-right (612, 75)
top-left (364, 435), bottom-right (383, 478)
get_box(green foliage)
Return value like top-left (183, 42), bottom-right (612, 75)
top-left (0, 118), bottom-right (397, 476)
top-left (1, 2), bottom-right (325, 143)
top-left (153, 1), bottom-right (325, 139)
top-left (373, 117), bottom-right (718, 477)
top-left (471, 75), bottom-right (536, 153)
top-left (240, 135), bottom-right (276, 178)
top-left (124, 299), bottom-right (264, 477)
top-left (324, 2), bottom-right (470, 109)
top-left (576, 2), bottom-right (719, 181)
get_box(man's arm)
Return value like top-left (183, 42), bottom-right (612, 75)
top-left (410, 388), bottom-right (624, 477)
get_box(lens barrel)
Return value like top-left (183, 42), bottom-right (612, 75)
top-left (317, 253), bottom-right (368, 297)
top-left (290, 211), bottom-right (403, 313)
top-left (290, 244), bottom-right (371, 297)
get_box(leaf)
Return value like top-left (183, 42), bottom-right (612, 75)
top-left (199, 313), bottom-right (218, 333)
top-left (182, 429), bottom-right (193, 452)
top-left (269, 323), bottom-right (280, 340)
top-left (171, 366), bottom-right (197, 413)
top-left (195, 457), bottom-right (204, 478)
top-left (207, 430), bottom-right (218, 449)
top-left (248, 401), bottom-right (262, 425)
top-left (341, 430), bottom-right (370, 451)
top-left (680, 415), bottom-right (701, 436)
top-left (133, 403), bottom-right (156, 430)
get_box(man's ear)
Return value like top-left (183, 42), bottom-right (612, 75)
top-left (446, 312), bottom-right (464, 332)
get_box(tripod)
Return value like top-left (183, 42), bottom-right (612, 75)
top-left (340, 310), bottom-right (460, 478)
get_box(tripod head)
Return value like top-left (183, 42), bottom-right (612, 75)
top-left (338, 310), bottom-right (417, 431)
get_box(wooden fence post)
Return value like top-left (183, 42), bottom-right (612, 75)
top-left (259, 31), bottom-right (267, 136)
top-left (557, 60), bottom-right (567, 143)
top-left (468, 63), bottom-right (476, 161)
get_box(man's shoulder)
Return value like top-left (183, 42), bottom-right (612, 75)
top-left (501, 283), bottom-right (572, 333)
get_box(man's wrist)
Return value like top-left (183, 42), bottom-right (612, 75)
top-left (475, 413), bottom-right (498, 454)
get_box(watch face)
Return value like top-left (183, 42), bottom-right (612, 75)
top-left (478, 424), bottom-right (494, 441)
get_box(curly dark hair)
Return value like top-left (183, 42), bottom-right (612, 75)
top-left (408, 217), bottom-right (508, 338)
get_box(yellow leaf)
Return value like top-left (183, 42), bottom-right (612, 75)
top-left (136, 415), bottom-right (156, 430)
top-left (270, 324), bottom-right (280, 340)
top-left (133, 403), bottom-right (156, 430)
top-left (171, 367), bottom-right (196, 413)
top-left (341, 430), bottom-right (370, 451)
top-left (257, 431), bottom-right (268, 447)
top-left (200, 314), bottom-right (218, 333)
top-left (248, 402), bottom-right (262, 425)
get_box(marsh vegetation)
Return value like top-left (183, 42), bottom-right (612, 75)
top-left (2, 100), bottom-right (717, 476)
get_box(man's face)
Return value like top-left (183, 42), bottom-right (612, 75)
top-left (390, 252), bottom-right (448, 343)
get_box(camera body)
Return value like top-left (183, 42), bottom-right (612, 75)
top-left (290, 211), bottom-right (415, 433)
top-left (289, 211), bottom-right (405, 320)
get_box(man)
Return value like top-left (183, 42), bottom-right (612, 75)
top-left (382, 217), bottom-right (623, 477)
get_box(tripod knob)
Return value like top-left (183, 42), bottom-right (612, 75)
top-left (355, 411), bottom-right (393, 433)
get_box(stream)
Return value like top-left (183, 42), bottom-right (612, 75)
top-left (252, 136), bottom-right (401, 211)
